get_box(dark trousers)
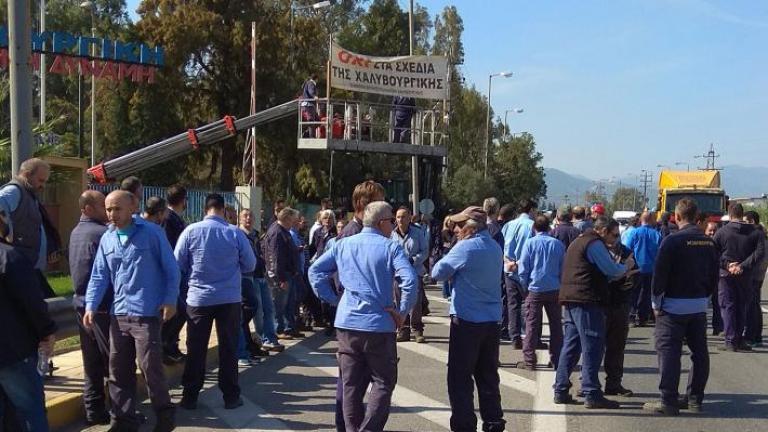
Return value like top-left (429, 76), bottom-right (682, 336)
top-left (394, 279), bottom-right (424, 332)
top-left (719, 273), bottom-right (750, 347)
top-left (76, 308), bottom-right (110, 420)
top-left (554, 304), bottom-right (606, 400)
top-left (448, 317), bottom-right (505, 432)
top-left (0, 355), bottom-right (48, 432)
top-left (337, 329), bottom-right (397, 432)
top-left (161, 282), bottom-right (188, 354)
top-left (301, 273), bottom-right (324, 326)
top-left (655, 312), bottom-right (709, 405)
top-left (183, 303), bottom-right (241, 403)
top-left (523, 291), bottom-right (563, 367)
top-left (603, 303), bottom-right (630, 390)
top-left (499, 281), bottom-right (509, 337)
top-left (631, 273), bottom-right (653, 323)
top-left (745, 279), bottom-right (764, 343)
top-left (109, 316), bottom-right (173, 429)
top-left (711, 289), bottom-right (723, 334)
top-left (504, 277), bottom-right (526, 340)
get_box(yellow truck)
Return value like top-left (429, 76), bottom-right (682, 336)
top-left (657, 170), bottom-right (727, 221)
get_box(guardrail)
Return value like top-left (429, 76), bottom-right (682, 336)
top-left (47, 296), bottom-right (79, 340)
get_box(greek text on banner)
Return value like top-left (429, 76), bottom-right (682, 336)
top-left (330, 42), bottom-right (448, 100)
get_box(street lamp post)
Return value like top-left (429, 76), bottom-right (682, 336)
top-left (484, 71), bottom-right (512, 178)
top-left (40, 0), bottom-right (47, 125)
top-left (80, 1), bottom-right (96, 166)
top-left (503, 108), bottom-right (524, 139)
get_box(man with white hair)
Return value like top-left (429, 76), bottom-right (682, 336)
top-left (309, 201), bottom-right (418, 432)
top-left (0, 158), bottom-right (59, 297)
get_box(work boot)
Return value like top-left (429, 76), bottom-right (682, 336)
top-left (396, 328), bottom-right (411, 342)
top-left (678, 396), bottom-right (703, 413)
top-left (224, 397), bottom-right (244, 410)
top-left (153, 406), bottom-right (176, 432)
top-left (585, 396), bottom-right (620, 409)
top-left (643, 400), bottom-right (679, 416)
top-left (553, 393), bottom-right (577, 405)
top-left (414, 331), bottom-right (426, 343)
top-left (512, 338), bottom-right (523, 350)
top-left (604, 385), bottom-right (634, 397)
top-left (515, 361), bottom-right (535, 371)
top-left (179, 394), bottom-right (198, 411)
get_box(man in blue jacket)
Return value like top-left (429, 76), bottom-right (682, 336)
top-left (623, 211), bottom-right (662, 327)
top-left (84, 190), bottom-right (179, 432)
top-left (309, 201), bottom-right (417, 432)
top-left (517, 215), bottom-right (565, 371)
top-left (175, 194), bottom-right (256, 410)
top-left (644, 198), bottom-right (718, 415)
top-left (432, 206), bottom-right (506, 432)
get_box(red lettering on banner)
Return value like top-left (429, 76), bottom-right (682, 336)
top-left (337, 49), bottom-right (371, 68)
top-left (48, 55), bottom-right (67, 74)
top-left (64, 56), bottom-right (80, 75)
top-left (100, 62), bottom-right (118, 80)
top-left (118, 63), bottom-right (137, 81)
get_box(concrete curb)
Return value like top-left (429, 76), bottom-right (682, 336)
top-left (47, 343), bottom-right (221, 431)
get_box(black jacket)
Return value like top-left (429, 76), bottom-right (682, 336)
top-left (713, 221), bottom-right (766, 274)
top-left (0, 242), bottom-right (57, 368)
top-left (653, 224), bottom-right (719, 301)
top-left (264, 222), bottom-right (298, 284)
top-left (551, 222), bottom-right (581, 250)
top-left (606, 244), bottom-right (640, 306)
top-left (559, 231), bottom-right (610, 305)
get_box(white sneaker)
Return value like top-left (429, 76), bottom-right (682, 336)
top-left (238, 358), bottom-right (255, 367)
top-left (262, 341), bottom-right (285, 352)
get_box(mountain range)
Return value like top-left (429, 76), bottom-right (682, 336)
top-left (544, 165), bottom-right (768, 206)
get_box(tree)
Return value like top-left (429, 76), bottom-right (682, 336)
top-left (443, 163), bottom-right (495, 209)
top-left (490, 133), bottom-right (547, 206)
top-left (611, 187), bottom-right (641, 212)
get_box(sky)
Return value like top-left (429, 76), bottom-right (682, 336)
top-left (125, 0), bottom-right (768, 179)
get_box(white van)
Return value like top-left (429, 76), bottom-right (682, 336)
top-left (613, 211), bottom-right (638, 234)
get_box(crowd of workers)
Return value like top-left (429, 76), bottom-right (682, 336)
top-left (0, 157), bottom-right (766, 431)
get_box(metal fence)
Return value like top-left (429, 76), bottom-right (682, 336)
top-left (89, 184), bottom-right (246, 224)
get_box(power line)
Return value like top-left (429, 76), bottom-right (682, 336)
top-left (694, 143), bottom-right (721, 171)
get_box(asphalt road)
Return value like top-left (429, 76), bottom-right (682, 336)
top-left (69, 281), bottom-right (768, 432)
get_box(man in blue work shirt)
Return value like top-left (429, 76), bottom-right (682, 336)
top-left (309, 201), bottom-right (418, 432)
top-left (431, 206), bottom-right (506, 432)
top-left (517, 214), bottom-right (565, 371)
top-left (643, 198), bottom-right (718, 415)
top-left (69, 190), bottom-right (111, 425)
top-left (301, 73), bottom-right (320, 137)
top-left (333, 180), bottom-right (385, 432)
top-left (501, 199), bottom-right (537, 348)
top-left (623, 211), bottom-right (662, 327)
top-left (84, 190), bottom-right (179, 432)
top-left (175, 194), bottom-right (256, 411)
top-left (391, 206), bottom-right (429, 343)
top-left (553, 216), bottom-right (627, 409)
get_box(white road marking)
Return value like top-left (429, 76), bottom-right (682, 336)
top-left (193, 370), bottom-right (294, 432)
top-left (286, 344), bottom-right (460, 430)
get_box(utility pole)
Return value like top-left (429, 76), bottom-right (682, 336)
top-left (40, 0), bottom-right (47, 125)
top-left (8, 0), bottom-right (34, 175)
top-left (640, 169), bottom-right (652, 210)
top-left (409, 0), bottom-right (420, 217)
top-left (695, 143), bottom-right (721, 171)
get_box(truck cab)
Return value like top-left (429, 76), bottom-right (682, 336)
top-left (657, 170), bottom-right (726, 222)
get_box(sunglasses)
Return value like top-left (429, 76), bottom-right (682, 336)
top-left (379, 217), bottom-right (396, 225)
